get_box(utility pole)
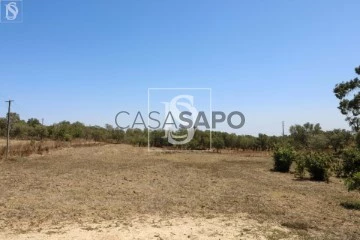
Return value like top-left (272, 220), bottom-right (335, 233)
top-left (282, 121), bottom-right (285, 137)
top-left (5, 100), bottom-right (14, 160)
top-left (42, 118), bottom-right (44, 125)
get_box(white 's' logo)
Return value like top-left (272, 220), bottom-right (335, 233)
top-left (162, 95), bottom-right (197, 145)
top-left (5, 2), bottom-right (19, 21)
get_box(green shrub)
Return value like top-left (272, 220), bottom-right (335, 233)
top-left (64, 133), bottom-right (72, 142)
top-left (341, 149), bottom-right (360, 177)
top-left (294, 154), bottom-right (306, 179)
top-left (331, 157), bottom-right (344, 178)
top-left (356, 132), bottom-right (360, 149)
top-left (304, 152), bottom-right (332, 182)
top-left (345, 172), bottom-right (360, 191)
top-left (273, 147), bottom-right (296, 172)
top-left (340, 200), bottom-right (360, 210)
top-left (212, 136), bottom-right (225, 153)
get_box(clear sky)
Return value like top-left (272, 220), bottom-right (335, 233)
top-left (0, 0), bottom-right (359, 135)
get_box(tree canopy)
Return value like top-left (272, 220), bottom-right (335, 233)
top-left (334, 65), bottom-right (360, 131)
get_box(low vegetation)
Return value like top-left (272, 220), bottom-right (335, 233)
top-left (340, 200), bottom-right (360, 210)
top-left (303, 151), bottom-right (332, 182)
top-left (273, 147), bottom-right (295, 172)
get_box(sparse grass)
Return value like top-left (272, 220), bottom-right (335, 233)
top-left (266, 229), bottom-right (292, 240)
top-left (0, 144), bottom-right (359, 239)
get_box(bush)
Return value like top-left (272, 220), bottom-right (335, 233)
top-left (331, 157), bottom-right (344, 178)
top-left (212, 136), bottom-right (225, 153)
top-left (273, 147), bottom-right (296, 172)
top-left (64, 134), bottom-right (72, 142)
top-left (303, 152), bottom-right (332, 182)
top-left (341, 149), bottom-right (360, 177)
top-left (345, 172), bottom-right (360, 191)
top-left (356, 132), bottom-right (360, 149)
top-left (340, 200), bottom-right (360, 210)
top-left (294, 154), bottom-right (306, 179)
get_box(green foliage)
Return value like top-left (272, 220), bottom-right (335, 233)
top-left (327, 129), bottom-right (352, 152)
top-left (7, 112), bottom-right (20, 125)
top-left (340, 200), bottom-right (360, 210)
top-left (257, 134), bottom-right (269, 151)
top-left (111, 129), bottom-right (125, 143)
top-left (307, 134), bottom-right (329, 151)
top-left (27, 118), bottom-right (41, 127)
top-left (273, 147), bottom-right (296, 172)
top-left (236, 135), bottom-right (257, 151)
top-left (63, 133), bottom-right (72, 142)
top-left (212, 135), bottom-right (225, 152)
top-left (333, 65), bottom-right (360, 131)
top-left (34, 125), bottom-right (48, 139)
top-left (345, 172), bottom-right (360, 191)
top-left (303, 152), bottom-right (332, 182)
top-left (289, 123), bottom-right (353, 152)
top-left (331, 157), bottom-right (345, 178)
top-left (71, 122), bottom-right (86, 138)
top-left (340, 148), bottom-right (360, 177)
top-left (356, 133), bottom-right (360, 149)
top-left (149, 129), bottom-right (168, 148)
top-left (11, 121), bottom-right (30, 138)
top-left (289, 122), bottom-right (323, 149)
top-left (0, 112), bottom-right (355, 155)
top-left (294, 154), bottom-right (306, 179)
top-left (126, 129), bottom-right (147, 147)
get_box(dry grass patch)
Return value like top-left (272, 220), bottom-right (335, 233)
top-left (0, 144), bottom-right (359, 239)
top-left (0, 139), bottom-right (104, 159)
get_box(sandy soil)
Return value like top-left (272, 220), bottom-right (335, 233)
top-left (0, 144), bottom-right (359, 239)
top-left (0, 214), bottom-right (296, 240)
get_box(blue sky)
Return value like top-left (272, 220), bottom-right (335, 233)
top-left (0, 0), bottom-right (359, 135)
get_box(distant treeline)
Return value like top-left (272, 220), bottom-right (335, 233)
top-left (0, 113), bottom-right (355, 152)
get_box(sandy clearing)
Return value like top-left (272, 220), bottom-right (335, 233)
top-left (0, 215), bottom-right (295, 240)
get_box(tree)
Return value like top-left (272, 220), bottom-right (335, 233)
top-left (11, 121), bottom-right (30, 138)
top-left (34, 125), bottom-right (48, 140)
top-left (51, 121), bottom-right (72, 140)
top-left (334, 65), bottom-right (360, 131)
top-left (0, 118), bottom-right (7, 136)
top-left (112, 129), bottom-right (125, 143)
top-left (327, 129), bottom-right (352, 152)
top-left (212, 135), bottom-right (225, 152)
top-left (71, 122), bottom-right (86, 138)
top-left (224, 133), bottom-right (237, 149)
top-left (105, 124), bottom-right (114, 131)
top-left (236, 135), bottom-right (257, 151)
top-left (257, 134), bottom-right (269, 151)
top-left (27, 118), bottom-right (41, 127)
top-left (289, 122), bottom-right (322, 149)
top-left (308, 134), bottom-right (329, 151)
top-left (7, 112), bottom-right (20, 125)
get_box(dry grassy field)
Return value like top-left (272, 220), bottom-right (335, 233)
top-left (0, 144), bottom-right (359, 239)
top-left (0, 138), bottom-right (103, 158)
